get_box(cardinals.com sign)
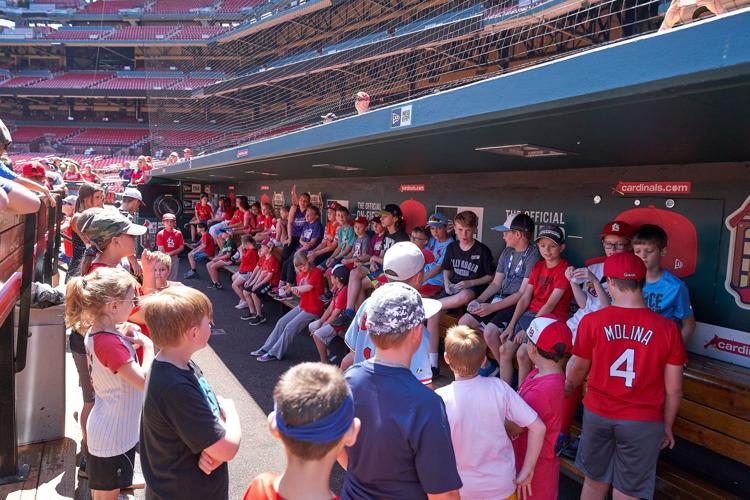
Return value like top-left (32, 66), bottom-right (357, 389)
top-left (688, 322), bottom-right (750, 368)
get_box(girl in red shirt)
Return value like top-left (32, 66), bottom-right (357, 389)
top-left (63, 163), bottom-right (83, 182)
top-left (81, 164), bottom-right (101, 184)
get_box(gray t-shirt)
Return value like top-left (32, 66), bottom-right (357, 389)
top-left (496, 245), bottom-right (540, 296)
top-left (352, 234), bottom-right (371, 260)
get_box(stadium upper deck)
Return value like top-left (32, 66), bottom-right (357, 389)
top-left (1, 0), bottom-right (745, 158)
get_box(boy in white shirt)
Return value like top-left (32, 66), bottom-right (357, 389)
top-left (436, 325), bottom-right (546, 500)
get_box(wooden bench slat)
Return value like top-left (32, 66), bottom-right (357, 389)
top-left (682, 374), bottom-right (750, 421)
top-left (679, 399), bottom-right (750, 445)
top-left (674, 416), bottom-right (750, 466)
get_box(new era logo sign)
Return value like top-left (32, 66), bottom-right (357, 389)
top-left (391, 105), bottom-right (413, 128)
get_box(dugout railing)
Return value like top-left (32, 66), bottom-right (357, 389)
top-left (0, 194), bottom-right (62, 485)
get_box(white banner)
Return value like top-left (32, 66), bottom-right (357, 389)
top-left (687, 322), bottom-right (750, 368)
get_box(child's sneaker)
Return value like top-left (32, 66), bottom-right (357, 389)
top-left (77, 454), bottom-right (88, 479)
top-left (249, 315), bottom-right (267, 326)
top-left (234, 300), bottom-right (248, 309)
top-left (256, 352), bottom-right (276, 362)
top-left (560, 436), bottom-right (580, 460)
top-left (555, 433), bottom-right (570, 456)
top-left (213, 282), bottom-right (223, 289)
top-left (250, 348), bottom-right (266, 357)
top-left (478, 359), bottom-right (499, 377)
top-left (184, 270), bottom-right (198, 279)
top-left (240, 312), bottom-right (257, 321)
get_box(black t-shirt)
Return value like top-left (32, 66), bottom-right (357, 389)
top-left (382, 229), bottom-right (409, 254)
top-left (141, 359), bottom-right (228, 500)
top-left (442, 240), bottom-right (494, 284)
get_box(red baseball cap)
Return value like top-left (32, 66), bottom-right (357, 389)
top-left (21, 161), bottom-right (46, 178)
top-left (353, 216), bottom-right (368, 226)
top-left (526, 315), bottom-right (572, 354)
top-left (326, 201), bottom-right (341, 210)
top-left (604, 252), bottom-right (646, 280)
top-left (601, 220), bottom-right (635, 239)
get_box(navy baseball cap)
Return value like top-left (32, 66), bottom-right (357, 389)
top-left (426, 213), bottom-right (450, 227)
top-left (492, 213), bottom-right (535, 233)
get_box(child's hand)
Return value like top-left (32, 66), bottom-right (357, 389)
top-left (453, 281), bottom-right (468, 291)
top-left (514, 330), bottom-right (527, 345)
top-left (198, 450), bottom-right (222, 475)
top-left (564, 266), bottom-right (575, 282)
top-left (515, 467), bottom-right (534, 500)
top-left (500, 326), bottom-right (513, 343)
top-left (140, 250), bottom-right (159, 272)
top-left (369, 262), bottom-right (378, 273)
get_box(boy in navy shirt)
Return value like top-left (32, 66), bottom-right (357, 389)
top-left (632, 224), bottom-right (695, 342)
top-left (342, 282), bottom-right (461, 499)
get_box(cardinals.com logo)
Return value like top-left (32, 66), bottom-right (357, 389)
top-left (704, 335), bottom-right (750, 359)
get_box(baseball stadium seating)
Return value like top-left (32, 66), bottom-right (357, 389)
top-left (149, 0), bottom-right (216, 13)
top-left (43, 28), bottom-right (115, 40)
top-left (106, 25), bottom-right (179, 40)
top-left (169, 76), bottom-right (224, 90)
top-left (9, 126), bottom-right (80, 143)
top-left (0, 76), bottom-right (48, 88)
top-left (92, 74), bottom-right (182, 90)
top-left (62, 128), bottom-right (148, 146)
top-left (30, 72), bottom-right (114, 89)
top-left (78, 0), bottom-right (145, 14)
top-left (169, 26), bottom-right (230, 40)
top-left (216, 0), bottom-right (266, 13)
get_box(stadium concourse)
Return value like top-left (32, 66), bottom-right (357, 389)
top-left (1, 0), bottom-right (750, 499)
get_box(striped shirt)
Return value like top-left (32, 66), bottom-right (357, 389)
top-left (84, 330), bottom-right (143, 457)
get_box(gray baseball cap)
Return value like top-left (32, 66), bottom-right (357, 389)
top-left (365, 282), bottom-right (441, 336)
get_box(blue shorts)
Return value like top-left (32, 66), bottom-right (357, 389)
top-left (194, 250), bottom-right (210, 262)
top-left (512, 311), bottom-right (537, 341)
top-left (0, 177), bottom-right (13, 193)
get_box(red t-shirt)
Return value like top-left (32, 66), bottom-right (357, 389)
top-left (229, 209), bottom-right (243, 225)
top-left (324, 221), bottom-right (338, 242)
top-left (243, 211), bottom-right (257, 234)
top-left (296, 267), bottom-right (325, 316)
top-left (195, 203), bottom-right (213, 222)
top-left (573, 306), bottom-right (687, 421)
top-left (257, 215), bottom-right (274, 232)
top-left (331, 285), bottom-right (348, 332)
top-left (513, 369), bottom-right (564, 500)
top-left (156, 229), bottom-right (184, 254)
top-left (130, 170), bottom-right (144, 185)
top-left (87, 262), bottom-right (112, 273)
top-left (239, 247), bottom-right (259, 273)
top-left (62, 216), bottom-right (73, 257)
top-left (261, 255), bottom-right (281, 286)
top-left (200, 232), bottom-right (216, 257)
top-left (243, 472), bottom-right (339, 500)
top-left (528, 259), bottom-right (573, 319)
top-left (82, 173), bottom-right (99, 183)
top-left (63, 171), bottom-right (83, 181)
top-left (223, 206), bottom-right (235, 221)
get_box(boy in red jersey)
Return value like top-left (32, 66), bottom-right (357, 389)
top-left (243, 363), bottom-right (359, 500)
top-left (309, 264), bottom-right (350, 363)
top-left (502, 225), bottom-right (573, 386)
top-left (231, 235), bottom-right (260, 309)
top-left (567, 252), bottom-right (686, 500)
top-left (185, 222), bottom-right (216, 279)
top-left (156, 212), bottom-right (185, 281)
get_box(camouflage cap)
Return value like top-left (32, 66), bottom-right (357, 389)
top-left (365, 282), bottom-right (441, 336)
top-left (80, 207), bottom-right (147, 251)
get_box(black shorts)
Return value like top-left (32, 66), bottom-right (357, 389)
top-left (470, 305), bottom-right (514, 329)
top-left (437, 284), bottom-right (485, 301)
top-left (251, 283), bottom-right (273, 298)
top-left (88, 445), bottom-right (136, 491)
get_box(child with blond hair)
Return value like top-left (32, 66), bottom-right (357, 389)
top-left (436, 325), bottom-right (545, 500)
top-left (65, 267), bottom-right (154, 498)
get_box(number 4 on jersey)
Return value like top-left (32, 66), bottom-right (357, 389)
top-left (609, 349), bottom-right (636, 387)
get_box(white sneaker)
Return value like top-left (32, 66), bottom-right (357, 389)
top-left (234, 300), bottom-right (248, 309)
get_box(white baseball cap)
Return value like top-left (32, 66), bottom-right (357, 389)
top-left (383, 242), bottom-right (434, 281)
top-left (122, 187), bottom-right (145, 205)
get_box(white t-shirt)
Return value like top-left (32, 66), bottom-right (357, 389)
top-left (436, 376), bottom-right (538, 499)
top-left (566, 260), bottom-right (608, 340)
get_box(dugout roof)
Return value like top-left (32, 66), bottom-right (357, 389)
top-left (153, 9), bottom-right (750, 183)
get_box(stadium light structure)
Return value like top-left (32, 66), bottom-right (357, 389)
top-left (475, 144), bottom-right (570, 158)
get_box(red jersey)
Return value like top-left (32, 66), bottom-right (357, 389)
top-left (239, 247), bottom-right (259, 273)
top-left (513, 370), bottom-right (564, 500)
top-left (573, 306), bottom-right (687, 421)
top-left (229, 209), bottom-right (243, 225)
top-left (528, 259), bottom-right (573, 319)
top-left (130, 170), bottom-right (144, 185)
top-left (260, 255), bottom-right (281, 286)
top-left (243, 472), bottom-right (339, 500)
top-left (82, 173), bottom-right (99, 183)
top-left (296, 267), bottom-right (325, 316)
top-left (223, 206), bottom-right (235, 221)
top-left (87, 262), bottom-right (112, 273)
top-left (200, 232), bottom-right (216, 257)
top-left (195, 203), bottom-right (213, 222)
top-left (156, 228), bottom-right (184, 254)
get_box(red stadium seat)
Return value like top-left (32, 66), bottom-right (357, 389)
top-left (148, 0), bottom-right (215, 13)
top-left (0, 76), bottom-right (48, 88)
top-left (169, 26), bottom-right (229, 40)
top-left (78, 0), bottom-right (145, 14)
top-left (92, 76), bottom-right (182, 90)
top-left (107, 26), bottom-right (179, 40)
top-left (30, 72), bottom-right (115, 89)
top-left (9, 126), bottom-right (81, 143)
top-left (216, 0), bottom-right (264, 13)
top-left (62, 128), bottom-right (149, 146)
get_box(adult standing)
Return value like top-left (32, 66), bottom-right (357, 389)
top-left (567, 252), bottom-right (686, 500)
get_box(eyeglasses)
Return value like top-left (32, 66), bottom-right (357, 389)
top-left (110, 297), bottom-right (138, 307)
top-left (603, 242), bottom-right (629, 250)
